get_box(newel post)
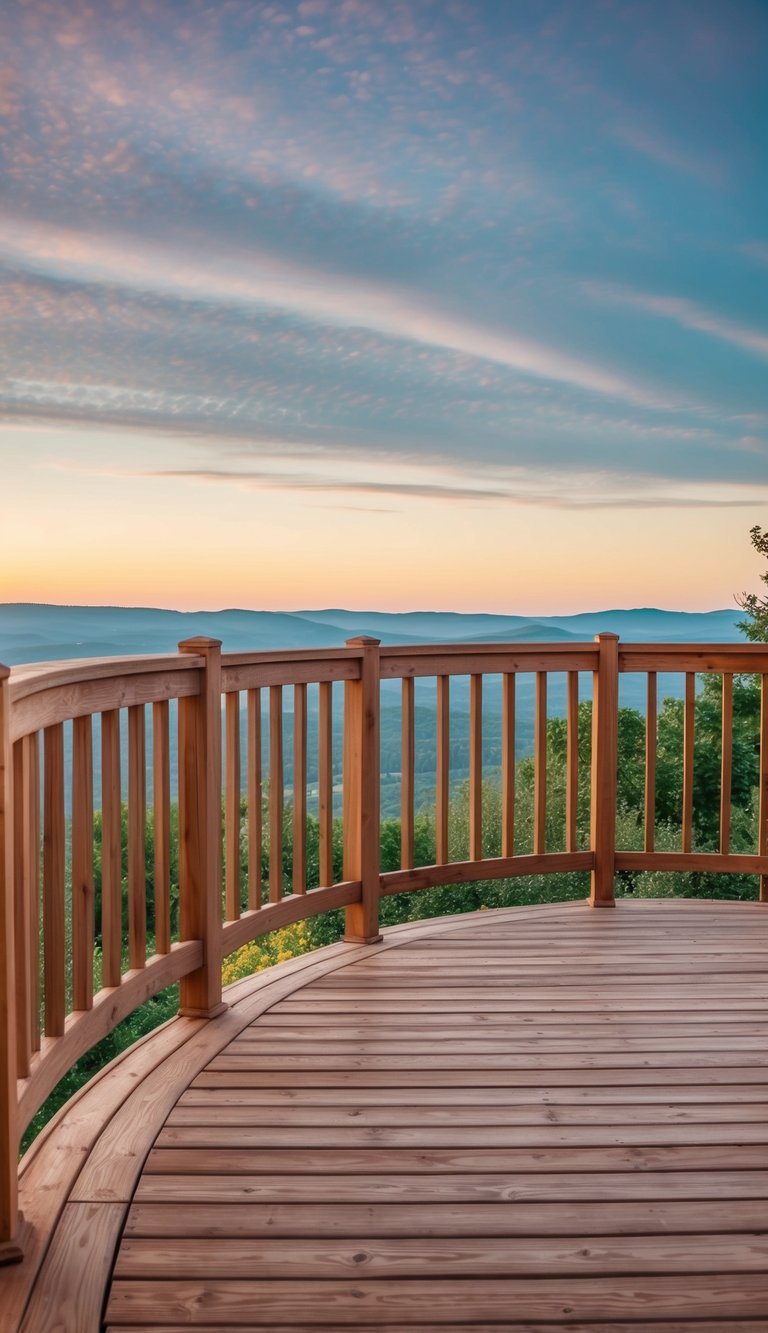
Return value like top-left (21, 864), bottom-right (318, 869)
top-left (343, 637), bottom-right (382, 943)
top-left (177, 638), bottom-right (227, 1018)
top-left (0, 664), bottom-right (22, 1263)
top-left (589, 633), bottom-right (619, 908)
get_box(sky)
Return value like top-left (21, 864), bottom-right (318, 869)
top-left (1, 0), bottom-right (767, 613)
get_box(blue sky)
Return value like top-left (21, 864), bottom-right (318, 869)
top-left (1, 0), bottom-right (767, 610)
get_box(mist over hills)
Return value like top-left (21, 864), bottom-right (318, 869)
top-left (0, 603), bottom-right (744, 668)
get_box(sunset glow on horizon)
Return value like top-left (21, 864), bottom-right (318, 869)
top-left (2, 1), bottom-right (767, 616)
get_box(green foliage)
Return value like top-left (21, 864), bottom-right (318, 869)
top-left (736, 524), bottom-right (768, 641)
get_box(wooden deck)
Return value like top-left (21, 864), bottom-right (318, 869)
top-left (9, 897), bottom-right (768, 1330)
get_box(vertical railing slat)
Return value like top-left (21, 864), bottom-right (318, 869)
top-left (435, 676), bottom-right (450, 865)
top-left (152, 700), bottom-right (171, 955)
top-left (501, 673), bottom-right (515, 858)
top-left (13, 742), bottom-right (31, 1076)
top-left (177, 637), bottom-right (224, 1018)
top-left (100, 710), bottom-right (122, 989)
top-left (247, 688), bottom-right (262, 910)
top-left (43, 723), bottom-right (65, 1037)
top-left (25, 735), bottom-right (39, 1055)
top-left (71, 715), bottom-right (94, 1012)
top-left (342, 637), bottom-right (381, 942)
top-left (682, 672), bottom-right (695, 854)
top-left (225, 691), bottom-right (241, 920)
top-left (534, 672), bottom-right (547, 856)
top-left (720, 674), bottom-right (733, 857)
top-left (23, 733), bottom-right (40, 1055)
top-left (269, 685), bottom-right (283, 904)
top-left (760, 674), bottom-right (768, 904)
top-left (127, 704), bottom-right (146, 970)
top-left (293, 683), bottom-right (307, 894)
top-left (0, 665), bottom-right (21, 1255)
top-left (400, 677), bottom-right (415, 871)
top-left (469, 674), bottom-right (483, 861)
top-left (644, 672), bottom-right (657, 854)
top-left (318, 682), bottom-right (333, 888)
top-left (565, 671), bottom-right (579, 854)
top-left (589, 633), bottom-right (619, 907)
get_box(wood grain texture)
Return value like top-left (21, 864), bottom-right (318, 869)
top-left (501, 673), bottom-right (515, 858)
top-left (534, 671), bottom-right (547, 855)
top-left (71, 715), bottom-right (94, 1012)
top-left (268, 685), bottom-right (283, 905)
top-left (152, 701), bottom-right (171, 954)
top-left (435, 675), bottom-right (450, 865)
top-left (246, 689), bottom-right (262, 910)
top-left (42, 724), bottom-right (65, 1038)
top-left (760, 675), bottom-right (768, 902)
top-left (127, 704), bottom-right (146, 971)
top-left (400, 677), bottom-right (414, 871)
top-left (644, 671), bottom-right (657, 853)
top-left (225, 691), bottom-right (241, 920)
top-left (317, 682), bottom-right (333, 888)
top-left (102, 900), bottom-right (768, 1331)
top-left (682, 672), bottom-right (696, 853)
top-left (469, 674), bottom-right (483, 861)
top-left (292, 683), bottom-right (307, 893)
top-left (720, 674), bottom-right (733, 856)
top-left (6, 855), bottom-right (768, 1332)
top-left (565, 671), bottom-right (578, 853)
top-left (100, 709), bottom-right (122, 989)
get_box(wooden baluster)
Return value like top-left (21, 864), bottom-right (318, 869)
top-left (247, 689), bottom-right (262, 910)
top-left (644, 673), bottom-right (657, 854)
top-left (152, 701), bottom-right (171, 955)
top-left (225, 692), bottom-right (241, 920)
top-left (269, 685), bottom-right (284, 904)
top-left (682, 672), bottom-right (695, 853)
top-left (293, 683), bottom-right (307, 894)
top-left (13, 742), bottom-right (31, 1077)
top-left (343, 637), bottom-right (382, 943)
top-left (534, 672), bottom-right (547, 855)
top-left (17, 734), bottom-right (40, 1063)
top-left (589, 633), bottom-right (618, 908)
top-left (435, 676), bottom-right (450, 865)
top-left (25, 735), bottom-right (40, 1054)
top-left (127, 704), bottom-right (146, 970)
top-left (400, 677), bottom-right (415, 870)
top-left (0, 664), bottom-right (23, 1261)
top-left (469, 674), bottom-right (483, 861)
top-left (43, 723), bottom-right (65, 1036)
top-left (100, 710), bottom-right (122, 989)
top-left (71, 716), bottom-right (94, 1011)
top-left (720, 674), bottom-right (733, 857)
top-left (760, 675), bottom-right (768, 903)
top-left (501, 673), bottom-right (515, 858)
top-left (565, 671), bottom-right (579, 853)
top-left (177, 637), bottom-right (225, 1019)
top-left (318, 682), bottom-right (333, 888)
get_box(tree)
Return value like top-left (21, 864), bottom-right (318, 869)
top-left (736, 525), bottom-right (768, 641)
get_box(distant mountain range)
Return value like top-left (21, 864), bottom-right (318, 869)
top-left (0, 603), bottom-right (745, 668)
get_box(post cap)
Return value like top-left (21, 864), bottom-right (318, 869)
top-left (345, 636), bottom-right (381, 647)
top-left (178, 636), bottom-right (223, 652)
top-left (0, 663), bottom-right (9, 681)
top-left (594, 632), bottom-right (619, 642)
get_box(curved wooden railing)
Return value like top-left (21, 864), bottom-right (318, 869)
top-left (1, 631), bottom-right (768, 1259)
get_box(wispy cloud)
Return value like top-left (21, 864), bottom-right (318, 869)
top-left (0, 217), bottom-right (671, 410)
top-left (586, 282), bottom-right (768, 361)
top-left (612, 123), bottom-right (724, 187)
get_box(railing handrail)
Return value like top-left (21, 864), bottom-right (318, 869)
top-left (2, 630), bottom-right (768, 1259)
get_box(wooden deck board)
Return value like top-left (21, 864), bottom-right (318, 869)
top-left (7, 900), bottom-right (768, 1330)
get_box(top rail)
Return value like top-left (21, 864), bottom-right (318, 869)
top-left (1, 630), bottom-right (767, 1259)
